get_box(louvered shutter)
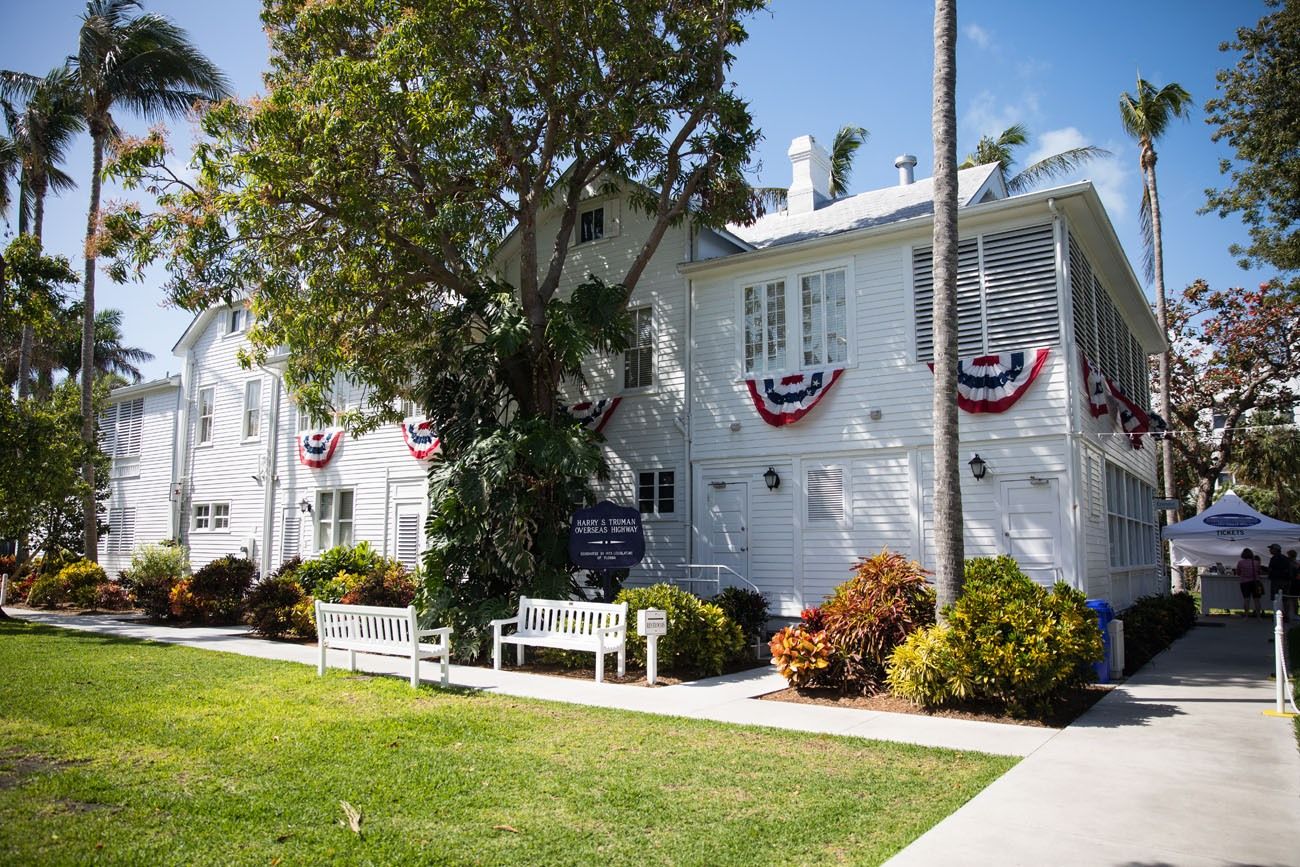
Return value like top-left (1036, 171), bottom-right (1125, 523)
top-left (806, 467), bottom-right (845, 523)
top-left (914, 238), bottom-right (980, 361)
top-left (1096, 281), bottom-right (1120, 379)
top-left (280, 510), bottom-right (300, 562)
top-left (395, 503), bottom-right (422, 569)
top-left (983, 224), bottom-right (1058, 352)
top-left (122, 398), bottom-right (144, 457)
top-left (1069, 234), bottom-right (1097, 361)
top-left (107, 507), bottom-right (136, 557)
top-left (100, 404), bottom-right (117, 457)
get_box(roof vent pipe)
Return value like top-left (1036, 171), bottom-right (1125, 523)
top-left (894, 154), bottom-right (918, 186)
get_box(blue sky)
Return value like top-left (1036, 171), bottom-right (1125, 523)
top-left (1, 0), bottom-right (1272, 382)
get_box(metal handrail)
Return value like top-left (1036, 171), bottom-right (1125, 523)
top-left (677, 563), bottom-right (763, 597)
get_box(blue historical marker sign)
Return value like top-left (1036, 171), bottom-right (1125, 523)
top-left (569, 500), bottom-right (646, 570)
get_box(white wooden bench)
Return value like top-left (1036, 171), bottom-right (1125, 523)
top-left (315, 601), bottom-right (452, 688)
top-left (490, 596), bottom-right (627, 683)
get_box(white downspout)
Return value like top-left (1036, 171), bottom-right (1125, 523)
top-left (1050, 198), bottom-right (1085, 594)
top-left (682, 223), bottom-right (695, 570)
top-left (169, 380), bottom-right (184, 542)
top-left (259, 368), bottom-right (282, 575)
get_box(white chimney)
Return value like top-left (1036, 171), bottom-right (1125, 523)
top-left (894, 154), bottom-right (918, 186)
top-left (787, 135), bottom-right (832, 215)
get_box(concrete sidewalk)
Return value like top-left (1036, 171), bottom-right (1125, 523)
top-left (6, 607), bottom-right (1053, 757)
top-left (887, 615), bottom-right (1300, 867)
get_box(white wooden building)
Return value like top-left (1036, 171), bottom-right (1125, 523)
top-left (100, 134), bottom-right (1164, 616)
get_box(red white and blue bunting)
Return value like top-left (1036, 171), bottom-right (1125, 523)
top-left (745, 368), bottom-right (845, 427)
top-left (563, 397), bottom-right (622, 433)
top-left (1079, 352), bottom-right (1154, 449)
top-left (930, 348), bottom-right (1050, 413)
top-left (297, 428), bottom-right (344, 469)
top-left (399, 418), bottom-right (440, 461)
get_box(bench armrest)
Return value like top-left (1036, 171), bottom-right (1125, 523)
top-left (488, 616), bottom-right (519, 628)
top-left (418, 626), bottom-right (452, 641)
top-left (595, 624), bottom-right (625, 637)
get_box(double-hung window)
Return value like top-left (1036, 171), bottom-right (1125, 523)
top-left (316, 489), bottom-right (355, 550)
top-left (637, 470), bottom-right (675, 517)
top-left (800, 268), bottom-right (848, 367)
top-left (227, 306), bottom-right (246, 335)
top-left (624, 307), bottom-right (653, 389)
top-left (743, 279), bottom-right (787, 375)
top-left (197, 387), bottom-right (215, 445)
top-left (579, 206), bottom-right (604, 243)
top-left (243, 380), bottom-right (262, 440)
top-left (192, 502), bottom-right (230, 532)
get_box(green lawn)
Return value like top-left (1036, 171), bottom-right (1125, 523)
top-left (0, 621), bottom-right (1014, 866)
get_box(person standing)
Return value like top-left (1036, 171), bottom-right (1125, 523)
top-left (1237, 548), bottom-right (1263, 617)
top-left (1267, 544), bottom-right (1293, 614)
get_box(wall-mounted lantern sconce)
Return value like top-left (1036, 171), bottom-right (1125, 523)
top-left (763, 466), bottom-right (781, 491)
top-left (968, 454), bottom-right (988, 481)
top-left (298, 498), bottom-right (313, 515)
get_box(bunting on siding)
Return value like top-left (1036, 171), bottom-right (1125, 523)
top-left (297, 428), bottom-right (344, 469)
top-left (930, 349), bottom-right (1050, 413)
top-left (1079, 352), bottom-right (1155, 449)
top-left (399, 418), bottom-right (440, 460)
top-left (745, 368), bottom-right (845, 427)
top-left (1080, 353), bottom-right (1110, 418)
top-left (563, 397), bottom-right (622, 433)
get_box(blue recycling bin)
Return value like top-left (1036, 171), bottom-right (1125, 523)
top-left (1085, 599), bottom-right (1115, 683)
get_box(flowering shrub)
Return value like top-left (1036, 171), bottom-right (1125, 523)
top-left (121, 543), bottom-right (189, 620)
top-left (339, 563), bottom-right (417, 607)
top-left (799, 606), bottom-right (825, 632)
top-left (57, 561), bottom-right (109, 609)
top-left (616, 583), bottom-right (746, 677)
top-left (171, 556), bottom-right (256, 623)
top-left (295, 543), bottom-right (383, 597)
top-left (244, 575), bottom-right (308, 639)
top-left (93, 582), bottom-right (135, 611)
top-left (25, 574), bottom-right (66, 608)
top-left (769, 625), bottom-right (832, 688)
top-left (290, 598), bottom-right (318, 640)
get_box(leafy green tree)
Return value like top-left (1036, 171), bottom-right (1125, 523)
top-left (1204, 0), bottom-right (1300, 276)
top-left (1, 236), bottom-right (76, 392)
top-left (1163, 278), bottom-right (1300, 514)
top-left (755, 124), bottom-right (869, 213)
top-left (0, 67), bottom-right (83, 397)
top-left (58, 0), bottom-right (229, 561)
top-left (959, 123), bottom-right (1109, 193)
top-left (1230, 407), bottom-right (1300, 523)
top-left (47, 305), bottom-right (153, 386)
top-left (1120, 73), bottom-right (1192, 584)
top-left (931, 0), bottom-right (963, 614)
top-left (111, 0), bottom-right (764, 644)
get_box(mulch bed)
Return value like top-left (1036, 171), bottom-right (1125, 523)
top-left (761, 683), bottom-right (1115, 728)
top-left (495, 654), bottom-right (770, 688)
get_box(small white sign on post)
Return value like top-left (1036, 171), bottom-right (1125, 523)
top-left (637, 608), bottom-right (668, 685)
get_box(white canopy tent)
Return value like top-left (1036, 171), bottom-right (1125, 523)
top-left (1163, 491), bottom-right (1300, 566)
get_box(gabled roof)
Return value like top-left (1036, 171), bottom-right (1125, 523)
top-left (172, 299), bottom-right (245, 355)
top-left (726, 162), bottom-right (1003, 250)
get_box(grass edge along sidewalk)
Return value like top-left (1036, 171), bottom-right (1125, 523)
top-left (0, 621), bottom-right (1014, 866)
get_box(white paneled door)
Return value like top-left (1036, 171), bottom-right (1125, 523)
top-left (1000, 477), bottom-right (1063, 587)
top-left (704, 480), bottom-right (748, 585)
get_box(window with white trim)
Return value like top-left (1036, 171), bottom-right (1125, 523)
top-left (243, 380), bottom-right (262, 440)
top-left (913, 223), bottom-right (1058, 362)
top-left (807, 465), bottom-right (846, 524)
top-left (106, 506), bottom-right (136, 557)
top-left (800, 268), bottom-right (848, 367)
top-left (315, 489), bottom-right (354, 550)
top-left (226, 306), bottom-right (246, 334)
top-left (192, 502), bottom-right (230, 532)
top-left (743, 279), bottom-right (787, 375)
top-left (1106, 463), bottom-right (1156, 569)
top-left (579, 206), bottom-right (604, 243)
top-left (101, 398), bottom-right (144, 459)
top-left (637, 470), bottom-right (675, 517)
top-left (624, 306), bottom-right (653, 389)
top-left (197, 387), bottom-right (215, 445)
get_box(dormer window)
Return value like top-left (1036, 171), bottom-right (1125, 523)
top-left (227, 306), bottom-right (246, 334)
top-left (579, 206), bottom-right (604, 244)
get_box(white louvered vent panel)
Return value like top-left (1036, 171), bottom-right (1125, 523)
top-left (1095, 280), bottom-right (1121, 381)
top-left (914, 238), bottom-right (980, 361)
top-left (984, 223), bottom-right (1058, 352)
top-left (122, 398), bottom-right (144, 457)
top-left (396, 510), bottom-right (422, 570)
top-left (107, 507), bottom-right (136, 557)
top-left (1130, 332), bottom-right (1151, 409)
top-left (99, 404), bottom-right (117, 457)
top-left (1069, 233), bottom-right (1098, 361)
top-left (281, 512), bottom-right (300, 562)
top-left (806, 467), bottom-right (844, 523)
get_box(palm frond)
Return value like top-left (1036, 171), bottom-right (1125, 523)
top-left (1008, 145), bottom-right (1112, 193)
top-left (828, 125), bottom-right (868, 198)
top-left (753, 186), bottom-right (786, 216)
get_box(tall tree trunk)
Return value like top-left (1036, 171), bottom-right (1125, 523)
top-left (1144, 152), bottom-right (1180, 591)
top-left (15, 192), bottom-right (44, 401)
top-left (931, 0), bottom-right (964, 617)
top-left (81, 134), bottom-right (104, 562)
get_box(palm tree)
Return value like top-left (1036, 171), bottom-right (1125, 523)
top-left (1119, 74), bottom-right (1192, 588)
top-left (960, 123), bottom-right (1110, 193)
top-left (755, 125), bottom-right (870, 213)
top-left (0, 131), bottom-right (20, 316)
top-left (64, 0), bottom-right (230, 559)
top-left (0, 68), bottom-right (83, 399)
top-left (931, 0), bottom-right (963, 615)
top-left (51, 305), bottom-right (153, 384)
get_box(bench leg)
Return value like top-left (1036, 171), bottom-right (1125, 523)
top-left (410, 655), bottom-right (419, 689)
top-left (349, 649), bottom-right (357, 672)
top-left (440, 653), bottom-right (450, 687)
top-left (318, 640), bottom-right (326, 677)
top-left (618, 646), bottom-right (626, 678)
top-left (517, 643), bottom-right (524, 667)
top-left (493, 627), bottom-right (502, 671)
top-left (595, 648), bottom-right (605, 684)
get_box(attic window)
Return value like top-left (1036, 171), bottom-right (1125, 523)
top-left (227, 306), bottom-right (246, 334)
top-left (579, 206), bottom-right (604, 243)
